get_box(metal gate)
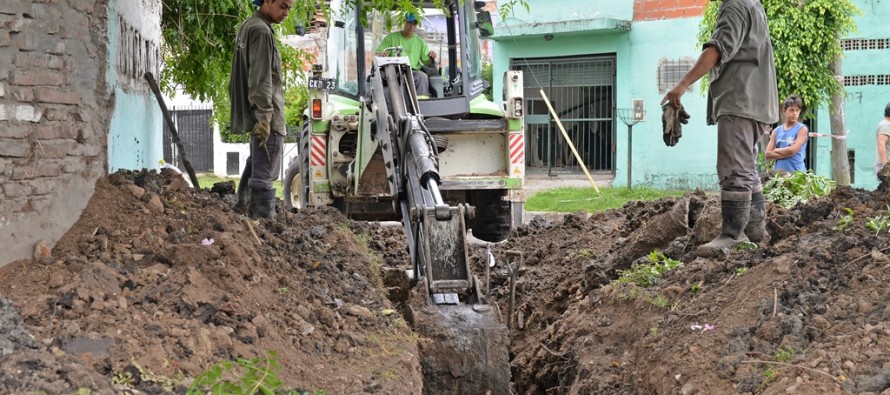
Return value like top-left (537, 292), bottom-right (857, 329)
top-left (163, 105), bottom-right (214, 172)
top-left (512, 55), bottom-right (615, 175)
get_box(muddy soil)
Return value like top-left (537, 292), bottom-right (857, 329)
top-left (3, 169), bottom-right (890, 395)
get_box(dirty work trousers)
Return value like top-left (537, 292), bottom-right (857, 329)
top-left (246, 132), bottom-right (283, 191)
top-left (716, 114), bottom-right (768, 195)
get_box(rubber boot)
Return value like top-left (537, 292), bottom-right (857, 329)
top-left (745, 191), bottom-right (770, 244)
top-left (248, 188), bottom-right (276, 220)
top-left (697, 191), bottom-right (751, 256)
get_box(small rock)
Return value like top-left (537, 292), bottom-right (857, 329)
top-left (844, 361), bottom-right (856, 371)
top-left (33, 240), bottom-right (52, 260)
top-left (345, 304), bottom-right (374, 320)
top-left (147, 194), bottom-right (164, 213)
top-left (857, 299), bottom-right (874, 314)
top-left (126, 184), bottom-right (146, 199)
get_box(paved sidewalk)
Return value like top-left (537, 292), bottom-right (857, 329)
top-left (524, 173), bottom-right (613, 198)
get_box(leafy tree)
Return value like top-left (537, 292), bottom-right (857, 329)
top-left (160, 0), bottom-right (529, 142)
top-left (696, 0), bottom-right (859, 116)
top-left (697, 0), bottom-right (859, 184)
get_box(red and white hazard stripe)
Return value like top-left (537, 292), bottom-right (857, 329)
top-left (310, 135), bottom-right (326, 167)
top-left (509, 134), bottom-right (524, 164)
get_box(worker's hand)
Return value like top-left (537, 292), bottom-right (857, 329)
top-left (428, 50), bottom-right (437, 60)
top-left (661, 83), bottom-right (688, 109)
top-left (252, 112), bottom-right (272, 147)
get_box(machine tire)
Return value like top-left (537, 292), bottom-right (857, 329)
top-left (284, 125), bottom-right (310, 210)
top-left (468, 189), bottom-right (512, 242)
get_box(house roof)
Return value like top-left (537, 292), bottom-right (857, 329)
top-left (491, 17), bottom-right (630, 40)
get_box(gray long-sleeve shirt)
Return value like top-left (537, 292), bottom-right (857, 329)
top-left (704, 0), bottom-right (779, 126)
top-left (229, 10), bottom-right (286, 136)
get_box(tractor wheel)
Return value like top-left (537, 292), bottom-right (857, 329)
top-left (284, 125), bottom-right (310, 210)
top-left (468, 189), bottom-right (512, 242)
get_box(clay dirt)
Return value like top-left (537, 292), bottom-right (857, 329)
top-left (2, 169), bottom-right (890, 395)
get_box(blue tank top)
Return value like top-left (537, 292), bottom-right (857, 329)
top-left (773, 122), bottom-right (806, 172)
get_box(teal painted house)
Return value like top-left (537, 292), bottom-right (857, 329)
top-left (491, 0), bottom-right (890, 190)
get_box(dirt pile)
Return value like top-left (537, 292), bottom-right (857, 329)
top-left (0, 170), bottom-right (421, 394)
top-left (481, 186), bottom-right (890, 394)
top-left (3, 167), bottom-right (890, 394)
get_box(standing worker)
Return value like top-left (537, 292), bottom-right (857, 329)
top-left (661, 0), bottom-right (779, 253)
top-left (229, 0), bottom-right (292, 219)
top-left (765, 94), bottom-right (808, 173)
top-left (874, 102), bottom-right (890, 177)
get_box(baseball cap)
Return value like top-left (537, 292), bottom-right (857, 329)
top-left (405, 13), bottom-right (418, 23)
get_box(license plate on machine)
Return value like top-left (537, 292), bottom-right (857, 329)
top-left (308, 77), bottom-right (337, 91)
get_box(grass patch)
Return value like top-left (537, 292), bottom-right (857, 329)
top-left (526, 186), bottom-right (685, 213)
top-left (196, 173), bottom-right (284, 200)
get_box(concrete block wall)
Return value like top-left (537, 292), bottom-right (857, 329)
top-left (0, 0), bottom-right (112, 266)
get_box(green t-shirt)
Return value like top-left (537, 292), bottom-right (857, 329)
top-left (376, 32), bottom-right (430, 70)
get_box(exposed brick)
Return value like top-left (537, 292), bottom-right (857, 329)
top-left (34, 124), bottom-right (77, 139)
top-left (0, 83), bottom-right (5, 97)
top-left (0, 31), bottom-right (9, 47)
top-left (70, 142), bottom-right (101, 157)
top-left (7, 17), bottom-right (31, 33)
top-left (1, 0), bottom-right (33, 15)
top-left (0, 124), bottom-right (31, 138)
top-left (12, 69), bottom-right (65, 86)
top-left (37, 162), bottom-right (61, 178)
top-left (30, 177), bottom-right (55, 195)
top-left (61, 157), bottom-right (85, 173)
top-left (35, 88), bottom-right (80, 104)
top-left (69, 0), bottom-right (94, 14)
top-left (36, 139), bottom-right (75, 158)
top-left (62, 15), bottom-right (89, 40)
top-left (14, 104), bottom-right (43, 122)
top-left (44, 107), bottom-right (70, 121)
top-left (3, 181), bottom-right (32, 198)
top-left (15, 53), bottom-right (65, 69)
top-left (13, 87), bottom-right (34, 101)
top-left (31, 4), bottom-right (60, 35)
top-left (18, 34), bottom-right (65, 54)
top-left (0, 140), bottom-right (31, 157)
top-left (74, 109), bottom-right (91, 122)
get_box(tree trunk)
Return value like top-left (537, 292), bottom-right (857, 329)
top-left (829, 60), bottom-right (851, 186)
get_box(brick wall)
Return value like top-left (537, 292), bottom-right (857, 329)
top-left (0, 0), bottom-right (111, 265)
top-left (634, 0), bottom-right (709, 21)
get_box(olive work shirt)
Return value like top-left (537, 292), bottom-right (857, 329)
top-left (229, 10), bottom-right (286, 136)
top-left (704, 0), bottom-right (779, 126)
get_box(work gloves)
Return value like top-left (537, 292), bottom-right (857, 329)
top-left (252, 112), bottom-right (272, 148)
top-left (661, 104), bottom-right (690, 147)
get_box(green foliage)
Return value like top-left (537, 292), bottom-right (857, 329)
top-left (866, 206), bottom-right (890, 235)
top-left (697, 0), bottom-right (860, 114)
top-left (614, 251), bottom-right (683, 287)
top-left (773, 347), bottom-right (796, 363)
top-left (733, 241), bottom-right (758, 251)
top-left (735, 267), bottom-right (748, 276)
top-left (188, 351), bottom-right (320, 395)
top-left (835, 207), bottom-right (854, 231)
top-left (763, 170), bottom-right (835, 209)
top-left (498, 0), bottom-right (530, 21)
top-left (160, 0), bottom-right (315, 142)
top-left (481, 58), bottom-right (493, 101)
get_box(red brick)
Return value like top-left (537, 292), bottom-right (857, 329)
top-left (15, 53), bottom-right (65, 69)
top-left (37, 140), bottom-right (75, 158)
top-left (2, 181), bottom-right (32, 198)
top-left (12, 70), bottom-right (65, 86)
top-left (44, 107), bottom-right (71, 121)
top-left (0, 140), bottom-right (31, 158)
top-left (34, 125), bottom-right (78, 140)
top-left (35, 88), bottom-right (81, 104)
top-left (13, 87), bottom-right (34, 101)
top-left (0, 125), bottom-right (31, 138)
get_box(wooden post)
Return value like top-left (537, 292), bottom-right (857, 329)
top-left (144, 72), bottom-right (201, 190)
top-left (540, 90), bottom-right (601, 194)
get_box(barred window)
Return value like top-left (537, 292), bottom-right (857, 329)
top-left (658, 59), bottom-right (693, 93)
top-left (841, 38), bottom-right (890, 51)
top-left (843, 75), bottom-right (890, 86)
